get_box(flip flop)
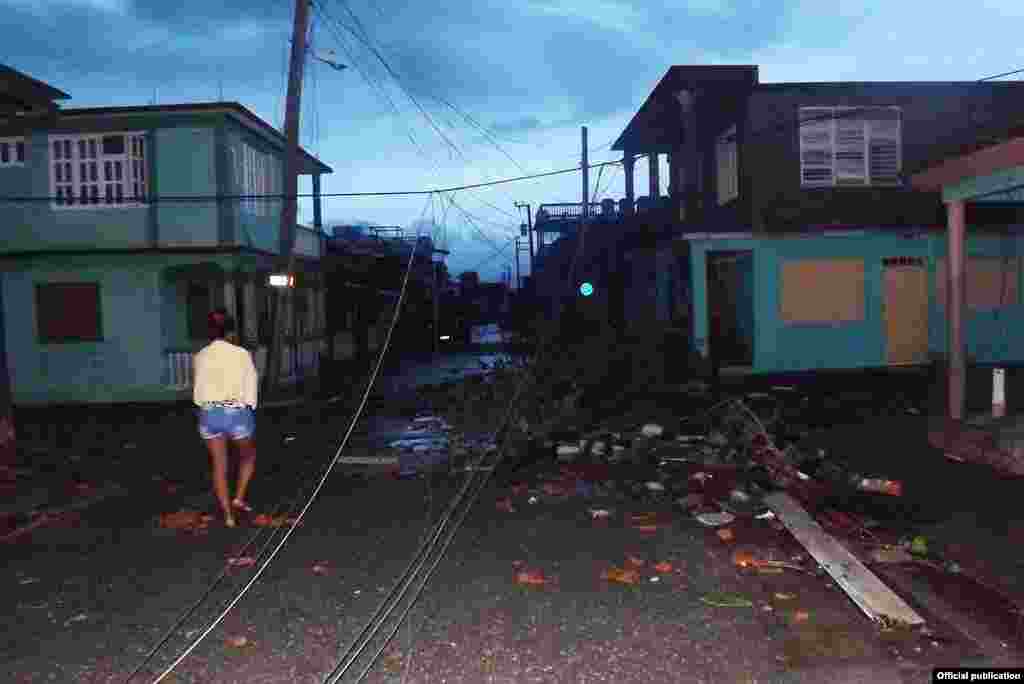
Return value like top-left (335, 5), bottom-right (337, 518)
top-left (231, 499), bottom-right (253, 513)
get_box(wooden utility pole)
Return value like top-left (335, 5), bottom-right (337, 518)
top-left (514, 237), bottom-right (521, 290)
top-left (581, 126), bottom-right (589, 220)
top-left (263, 0), bottom-right (310, 398)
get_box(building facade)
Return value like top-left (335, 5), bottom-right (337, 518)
top-left (0, 92), bottom-right (332, 404)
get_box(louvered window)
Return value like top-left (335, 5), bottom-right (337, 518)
top-left (799, 107), bottom-right (902, 188)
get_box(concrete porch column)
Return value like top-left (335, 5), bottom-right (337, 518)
top-left (648, 152), bottom-right (660, 200)
top-left (623, 151), bottom-right (636, 213)
top-left (312, 173), bottom-right (323, 232)
top-left (947, 200), bottom-right (966, 421)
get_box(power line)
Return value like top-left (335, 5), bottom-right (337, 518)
top-left (0, 160), bottom-right (625, 205)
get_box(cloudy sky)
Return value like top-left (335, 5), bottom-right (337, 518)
top-left (5, 0), bottom-right (1023, 280)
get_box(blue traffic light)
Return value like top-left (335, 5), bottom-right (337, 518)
top-left (579, 281), bottom-right (594, 297)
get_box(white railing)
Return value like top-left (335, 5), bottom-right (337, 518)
top-left (166, 350), bottom-right (193, 389)
top-left (172, 340), bottom-right (322, 391)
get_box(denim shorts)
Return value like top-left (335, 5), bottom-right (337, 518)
top-left (198, 406), bottom-right (255, 441)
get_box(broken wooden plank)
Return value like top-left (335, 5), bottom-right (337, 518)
top-left (764, 492), bottom-right (925, 626)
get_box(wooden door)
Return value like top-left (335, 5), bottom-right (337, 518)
top-left (884, 264), bottom-right (929, 365)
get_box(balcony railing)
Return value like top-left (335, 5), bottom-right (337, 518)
top-left (165, 340), bottom-right (323, 391)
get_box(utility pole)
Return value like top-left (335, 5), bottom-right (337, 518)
top-left (432, 256), bottom-right (440, 354)
top-left (581, 126), bottom-right (589, 220)
top-left (514, 238), bottom-right (521, 290)
top-left (263, 0), bottom-right (310, 398)
top-left (514, 201), bottom-right (534, 274)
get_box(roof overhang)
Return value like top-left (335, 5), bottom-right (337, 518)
top-left (612, 65), bottom-right (758, 153)
top-left (912, 134), bottom-right (1024, 204)
top-left (58, 102), bottom-right (332, 175)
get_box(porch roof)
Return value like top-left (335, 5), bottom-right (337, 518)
top-left (911, 131), bottom-right (1024, 204)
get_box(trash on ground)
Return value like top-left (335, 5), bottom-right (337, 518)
top-left (869, 547), bottom-right (914, 564)
top-left (792, 610), bottom-right (811, 623)
top-left (528, 496), bottom-right (539, 505)
top-left (19, 577), bottom-right (39, 585)
top-left (644, 481), bottom-right (665, 492)
top-left (514, 570), bottom-right (548, 586)
top-left (226, 635), bottom-right (250, 648)
top-left (556, 444), bottom-right (582, 460)
top-left (601, 567), bottom-right (640, 585)
top-left (774, 592), bottom-right (796, 601)
top-left (283, 435), bottom-right (297, 444)
top-left (649, 576), bottom-right (660, 582)
top-left (764, 492), bottom-right (924, 626)
top-left (227, 556), bottom-right (257, 568)
top-left (588, 508), bottom-right (612, 520)
top-left (654, 562), bottom-right (673, 573)
top-left (626, 555), bottom-right (645, 568)
top-left (495, 497), bottom-right (516, 513)
top-left (695, 511), bottom-right (735, 527)
top-left (857, 478), bottom-right (903, 496)
top-left (311, 561), bottom-right (330, 575)
top-left (717, 528), bottom-right (735, 542)
top-left (641, 424), bottom-right (664, 438)
top-left (690, 472), bottom-right (713, 484)
top-left (64, 613), bottom-right (88, 626)
top-left (729, 488), bottom-right (751, 503)
top-left (756, 511), bottom-right (776, 520)
top-left (701, 593), bottom-right (753, 608)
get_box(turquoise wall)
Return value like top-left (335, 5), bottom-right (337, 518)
top-left (686, 230), bottom-right (1024, 373)
top-left (735, 252), bottom-right (755, 356)
top-left (2, 262), bottom-right (165, 404)
top-left (154, 127), bottom-right (219, 245)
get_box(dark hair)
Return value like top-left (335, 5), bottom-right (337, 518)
top-left (207, 308), bottom-right (236, 340)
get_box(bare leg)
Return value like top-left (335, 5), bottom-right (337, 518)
top-left (204, 437), bottom-right (234, 527)
top-left (233, 437), bottom-right (257, 507)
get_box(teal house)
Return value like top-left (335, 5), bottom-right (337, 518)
top-left (668, 229), bottom-right (1024, 373)
top-left (0, 76), bottom-right (333, 404)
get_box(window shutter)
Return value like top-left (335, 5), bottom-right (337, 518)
top-left (834, 107), bottom-right (867, 186)
top-left (867, 107), bottom-right (901, 186)
top-left (716, 125), bottom-right (738, 205)
top-left (799, 107), bottom-right (834, 187)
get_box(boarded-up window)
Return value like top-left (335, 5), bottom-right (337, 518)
top-left (936, 257), bottom-right (1020, 311)
top-left (36, 283), bottom-right (103, 342)
top-left (780, 259), bottom-right (865, 324)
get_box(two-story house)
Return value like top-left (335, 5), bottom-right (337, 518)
top-left (535, 65), bottom-right (1024, 375)
top-left (0, 70), bottom-right (333, 404)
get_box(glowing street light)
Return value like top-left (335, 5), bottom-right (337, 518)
top-left (579, 281), bottom-right (594, 297)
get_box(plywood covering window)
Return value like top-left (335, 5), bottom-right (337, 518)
top-left (36, 283), bottom-right (103, 343)
top-left (936, 257), bottom-right (1020, 311)
top-left (780, 259), bottom-right (865, 324)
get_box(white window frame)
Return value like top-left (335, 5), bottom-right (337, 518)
top-left (236, 141), bottom-right (279, 217)
top-left (798, 106), bottom-right (902, 188)
top-left (0, 137), bottom-right (26, 167)
top-left (716, 125), bottom-right (739, 205)
top-left (49, 132), bottom-right (147, 209)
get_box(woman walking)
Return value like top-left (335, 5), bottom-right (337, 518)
top-left (194, 308), bottom-right (259, 528)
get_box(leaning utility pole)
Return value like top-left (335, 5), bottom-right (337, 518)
top-left (263, 0), bottom-right (310, 398)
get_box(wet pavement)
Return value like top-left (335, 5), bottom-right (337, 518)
top-left (3, 355), bottom-right (1024, 682)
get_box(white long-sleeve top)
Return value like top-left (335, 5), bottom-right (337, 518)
top-left (192, 340), bottom-right (259, 409)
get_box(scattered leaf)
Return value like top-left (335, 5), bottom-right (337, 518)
top-left (601, 567), bottom-right (640, 585)
top-left (626, 555), bottom-right (645, 568)
top-left (226, 635), bottom-right (250, 648)
top-left (227, 556), bottom-right (257, 568)
top-left (774, 592), bottom-right (796, 601)
top-left (717, 528), bottom-right (735, 542)
top-left (793, 610), bottom-right (811, 623)
top-left (654, 562), bottom-right (673, 573)
top-left (701, 593), bottom-right (753, 608)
